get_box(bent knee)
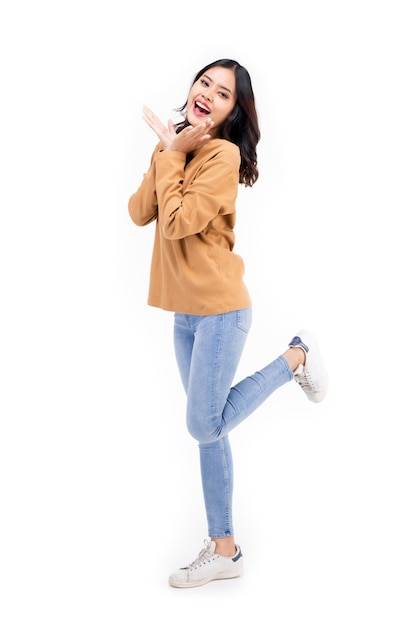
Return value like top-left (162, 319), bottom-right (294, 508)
top-left (186, 418), bottom-right (222, 444)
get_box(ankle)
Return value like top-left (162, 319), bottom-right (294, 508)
top-left (284, 346), bottom-right (306, 371)
top-left (212, 537), bottom-right (236, 557)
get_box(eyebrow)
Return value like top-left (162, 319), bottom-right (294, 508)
top-left (202, 73), bottom-right (233, 95)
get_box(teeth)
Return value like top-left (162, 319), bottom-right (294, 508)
top-left (196, 101), bottom-right (210, 113)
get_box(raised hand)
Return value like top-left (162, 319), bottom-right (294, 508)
top-left (142, 105), bottom-right (214, 152)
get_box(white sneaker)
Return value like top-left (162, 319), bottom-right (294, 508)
top-left (289, 329), bottom-right (328, 403)
top-left (168, 539), bottom-right (244, 588)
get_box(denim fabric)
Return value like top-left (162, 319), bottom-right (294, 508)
top-left (173, 308), bottom-right (293, 538)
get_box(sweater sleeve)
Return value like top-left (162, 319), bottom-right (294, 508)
top-left (128, 144), bottom-right (161, 226)
top-left (155, 142), bottom-right (240, 240)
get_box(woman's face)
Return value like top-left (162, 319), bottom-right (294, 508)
top-left (186, 66), bottom-right (237, 136)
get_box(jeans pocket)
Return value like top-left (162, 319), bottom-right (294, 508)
top-left (236, 307), bottom-right (252, 333)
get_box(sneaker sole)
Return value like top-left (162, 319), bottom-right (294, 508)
top-left (169, 567), bottom-right (243, 588)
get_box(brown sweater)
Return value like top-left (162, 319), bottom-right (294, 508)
top-left (128, 138), bottom-right (252, 315)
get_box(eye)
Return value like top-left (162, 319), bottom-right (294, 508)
top-left (219, 91), bottom-right (229, 99)
top-left (201, 79), bottom-right (209, 87)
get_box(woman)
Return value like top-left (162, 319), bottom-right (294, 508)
top-left (128, 59), bottom-right (328, 588)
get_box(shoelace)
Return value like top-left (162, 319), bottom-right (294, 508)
top-left (294, 365), bottom-right (315, 390)
top-left (184, 540), bottom-right (215, 570)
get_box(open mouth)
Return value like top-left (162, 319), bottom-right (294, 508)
top-left (194, 100), bottom-right (210, 115)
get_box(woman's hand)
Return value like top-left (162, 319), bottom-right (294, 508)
top-left (142, 105), bottom-right (214, 152)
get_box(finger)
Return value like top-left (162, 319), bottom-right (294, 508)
top-left (180, 123), bottom-right (203, 137)
top-left (142, 104), bottom-right (154, 122)
top-left (142, 110), bottom-right (167, 137)
top-left (186, 120), bottom-right (214, 135)
top-left (197, 134), bottom-right (212, 143)
top-left (197, 118), bottom-right (213, 130)
top-left (142, 105), bottom-right (163, 125)
top-left (142, 104), bottom-right (155, 117)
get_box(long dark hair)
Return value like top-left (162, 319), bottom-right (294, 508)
top-left (175, 59), bottom-right (260, 187)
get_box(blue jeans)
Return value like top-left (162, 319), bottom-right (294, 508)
top-left (173, 308), bottom-right (293, 538)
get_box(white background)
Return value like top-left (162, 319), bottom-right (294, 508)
top-left (1, 1), bottom-right (417, 624)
